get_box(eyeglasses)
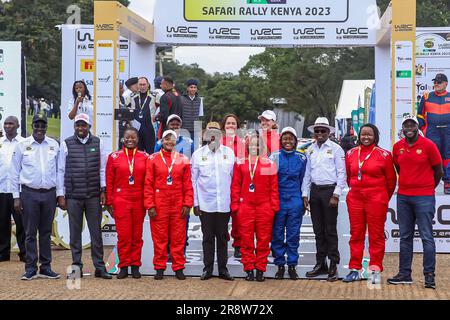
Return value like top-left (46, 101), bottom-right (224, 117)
top-left (314, 129), bottom-right (328, 134)
top-left (33, 123), bottom-right (47, 129)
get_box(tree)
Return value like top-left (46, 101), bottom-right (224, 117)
top-left (0, 0), bottom-right (129, 103)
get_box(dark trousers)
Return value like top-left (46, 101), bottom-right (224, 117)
top-left (67, 197), bottom-right (105, 270)
top-left (21, 187), bottom-right (56, 272)
top-left (397, 195), bottom-right (436, 276)
top-left (309, 184), bottom-right (340, 264)
top-left (0, 193), bottom-right (26, 259)
top-left (200, 212), bottom-right (231, 274)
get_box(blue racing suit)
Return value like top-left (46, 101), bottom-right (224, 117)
top-left (418, 91), bottom-right (450, 183)
top-left (270, 149), bottom-right (307, 266)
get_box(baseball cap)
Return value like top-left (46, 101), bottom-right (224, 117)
top-left (167, 114), bottom-right (182, 125)
top-left (258, 110), bottom-right (277, 122)
top-left (74, 113), bottom-right (91, 125)
top-left (125, 77), bottom-right (139, 88)
top-left (281, 127), bottom-right (297, 139)
top-left (401, 114), bottom-right (419, 125)
top-left (432, 73), bottom-right (448, 82)
top-left (162, 130), bottom-right (177, 140)
top-left (32, 113), bottom-right (48, 124)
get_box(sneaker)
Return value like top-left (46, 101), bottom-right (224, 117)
top-left (371, 271), bottom-right (381, 285)
top-left (424, 273), bottom-right (436, 289)
top-left (387, 273), bottom-right (413, 285)
top-left (38, 269), bottom-right (60, 279)
top-left (21, 270), bottom-right (37, 281)
top-left (342, 270), bottom-right (360, 283)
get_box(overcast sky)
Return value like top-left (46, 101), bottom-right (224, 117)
top-left (129, 0), bottom-right (264, 74)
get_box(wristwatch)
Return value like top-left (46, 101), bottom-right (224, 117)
top-left (100, 187), bottom-right (106, 193)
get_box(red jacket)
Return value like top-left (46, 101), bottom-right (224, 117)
top-left (221, 135), bottom-right (246, 158)
top-left (346, 144), bottom-right (397, 198)
top-left (105, 148), bottom-right (149, 205)
top-left (144, 149), bottom-right (193, 210)
top-left (231, 156), bottom-right (280, 213)
top-left (262, 130), bottom-right (280, 156)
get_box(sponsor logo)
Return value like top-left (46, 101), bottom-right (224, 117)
top-left (97, 95), bottom-right (113, 99)
top-left (396, 70), bottom-right (412, 78)
top-left (247, 0), bottom-right (287, 3)
top-left (166, 26), bottom-right (198, 39)
top-left (77, 43), bottom-right (94, 51)
top-left (293, 27), bottom-right (325, 40)
top-left (98, 132), bottom-right (112, 139)
top-left (417, 82), bottom-right (433, 93)
top-left (96, 24), bottom-right (115, 31)
top-left (250, 28), bottom-right (282, 41)
top-left (394, 24), bottom-right (414, 32)
top-left (77, 31), bottom-right (93, 43)
top-left (98, 76), bottom-right (112, 83)
top-left (336, 27), bottom-right (368, 40)
top-left (81, 59), bottom-right (95, 72)
top-left (209, 27), bottom-right (241, 40)
top-left (424, 40), bottom-right (434, 49)
top-left (397, 56), bottom-right (412, 64)
top-left (416, 149), bottom-right (422, 155)
top-left (98, 43), bottom-right (113, 48)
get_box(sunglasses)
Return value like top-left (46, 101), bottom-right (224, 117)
top-left (434, 81), bottom-right (444, 85)
top-left (33, 123), bottom-right (47, 129)
top-left (314, 129), bottom-right (328, 134)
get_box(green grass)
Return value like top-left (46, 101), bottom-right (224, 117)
top-left (26, 113), bottom-right (61, 140)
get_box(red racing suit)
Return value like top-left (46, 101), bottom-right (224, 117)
top-left (231, 156), bottom-right (279, 272)
top-left (345, 144), bottom-right (397, 272)
top-left (261, 130), bottom-right (280, 156)
top-left (221, 135), bottom-right (246, 249)
top-left (144, 149), bottom-right (193, 271)
top-left (106, 148), bottom-right (149, 268)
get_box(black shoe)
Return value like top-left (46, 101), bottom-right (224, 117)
top-left (274, 266), bottom-right (285, 280)
top-left (234, 247), bottom-right (242, 259)
top-left (200, 271), bottom-right (213, 281)
top-left (306, 261), bottom-right (328, 278)
top-left (288, 266), bottom-right (299, 281)
top-left (256, 270), bottom-right (265, 282)
top-left (95, 269), bottom-right (112, 279)
top-left (424, 273), bottom-right (436, 289)
top-left (219, 271), bottom-right (234, 281)
top-left (117, 267), bottom-right (128, 279)
top-left (131, 266), bottom-right (141, 279)
top-left (175, 269), bottom-right (186, 280)
top-left (327, 261), bottom-right (338, 282)
top-left (245, 270), bottom-right (255, 281)
top-left (154, 269), bottom-right (164, 280)
top-left (387, 273), bottom-right (413, 285)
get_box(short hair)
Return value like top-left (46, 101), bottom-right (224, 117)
top-left (357, 123), bottom-right (380, 146)
top-left (163, 76), bottom-right (174, 85)
top-left (245, 131), bottom-right (267, 156)
top-left (124, 127), bottom-right (139, 138)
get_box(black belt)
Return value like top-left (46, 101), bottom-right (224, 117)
top-left (311, 183), bottom-right (336, 190)
top-left (22, 185), bottom-right (56, 193)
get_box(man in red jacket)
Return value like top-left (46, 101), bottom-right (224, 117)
top-left (144, 130), bottom-right (193, 280)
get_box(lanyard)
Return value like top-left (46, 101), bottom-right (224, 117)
top-left (160, 150), bottom-right (177, 176)
top-left (139, 93), bottom-right (150, 110)
top-left (125, 148), bottom-right (137, 176)
top-left (248, 156), bottom-right (259, 182)
top-left (358, 146), bottom-right (376, 170)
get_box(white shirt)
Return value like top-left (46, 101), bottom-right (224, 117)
top-left (10, 136), bottom-right (60, 199)
top-left (56, 134), bottom-right (107, 197)
top-left (191, 145), bottom-right (235, 213)
top-left (301, 139), bottom-right (347, 198)
top-left (0, 135), bottom-right (25, 193)
top-left (67, 97), bottom-right (94, 121)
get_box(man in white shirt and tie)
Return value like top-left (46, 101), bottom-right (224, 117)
top-left (302, 117), bottom-right (347, 282)
top-left (10, 114), bottom-right (61, 281)
top-left (191, 122), bottom-right (235, 281)
top-left (0, 116), bottom-right (26, 263)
